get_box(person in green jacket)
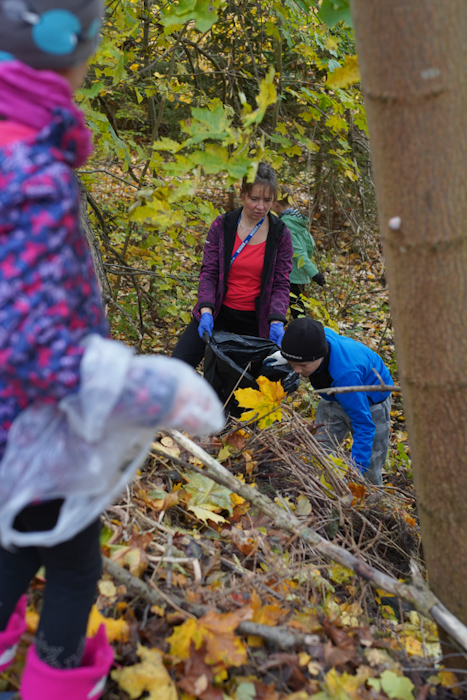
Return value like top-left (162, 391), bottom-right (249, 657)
top-left (272, 186), bottom-right (325, 318)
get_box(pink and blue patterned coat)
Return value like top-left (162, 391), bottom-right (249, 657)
top-left (193, 207), bottom-right (293, 338)
top-left (0, 108), bottom-right (108, 457)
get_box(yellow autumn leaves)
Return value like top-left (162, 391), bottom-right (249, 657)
top-left (235, 376), bottom-right (286, 429)
top-left (111, 590), bottom-right (288, 700)
top-left (112, 646), bottom-right (177, 700)
top-left (167, 608), bottom-right (252, 670)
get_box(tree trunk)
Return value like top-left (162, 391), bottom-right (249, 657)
top-left (78, 181), bottom-right (111, 302)
top-left (350, 0), bottom-right (467, 661)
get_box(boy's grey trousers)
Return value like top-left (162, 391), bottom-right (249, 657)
top-left (314, 395), bottom-right (391, 485)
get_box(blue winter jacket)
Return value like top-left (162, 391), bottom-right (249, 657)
top-left (313, 328), bottom-right (393, 471)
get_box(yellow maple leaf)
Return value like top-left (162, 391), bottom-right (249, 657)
top-left (167, 608), bottom-right (253, 670)
top-left (111, 545), bottom-right (148, 578)
top-left (243, 67), bottom-right (277, 127)
top-left (326, 55), bottom-right (360, 90)
top-left (247, 590), bottom-right (286, 646)
top-left (437, 670), bottom-right (461, 691)
top-left (404, 635), bottom-right (423, 657)
top-left (87, 605), bottom-right (130, 643)
top-left (324, 667), bottom-right (362, 698)
top-left (188, 505), bottom-right (226, 524)
top-left (235, 376), bottom-right (286, 428)
top-left (112, 645), bottom-right (177, 700)
top-left (26, 609), bottom-right (39, 633)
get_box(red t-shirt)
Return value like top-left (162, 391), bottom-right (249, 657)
top-left (223, 233), bottom-right (266, 311)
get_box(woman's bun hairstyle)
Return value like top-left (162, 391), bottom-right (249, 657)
top-left (241, 162), bottom-right (278, 200)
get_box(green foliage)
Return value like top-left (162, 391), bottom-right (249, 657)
top-left (318, 0), bottom-right (352, 29)
top-left (160, 0), bottom-right (226, 33)
top-left (81, 0), bottom-right (375, 345)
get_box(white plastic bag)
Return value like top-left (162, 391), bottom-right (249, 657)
top-left (0, 335), bottom-right (224, 548)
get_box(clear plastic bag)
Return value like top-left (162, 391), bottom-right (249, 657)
top-left (0, 335), bottom-right (224, 548)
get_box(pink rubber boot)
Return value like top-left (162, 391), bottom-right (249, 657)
top-left (20, 625), bottom-right (114, 700)
top-left (0, 596), bottom-right (27, 672)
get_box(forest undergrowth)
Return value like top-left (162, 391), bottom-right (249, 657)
top-left (2, 170), bottom-right (464, 700)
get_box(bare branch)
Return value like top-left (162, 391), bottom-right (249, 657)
top-left (167, 429), bottom-right (467, 653)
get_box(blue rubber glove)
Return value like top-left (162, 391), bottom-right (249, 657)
top-left (198, 312), bottom-right (214, 339)
top-left (269, 322), bottom-right (285, 346)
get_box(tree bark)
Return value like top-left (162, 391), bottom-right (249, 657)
top-left (78, 181), bottom-right (111, 300)
top-left (350, 0), bottom-right (467, 662)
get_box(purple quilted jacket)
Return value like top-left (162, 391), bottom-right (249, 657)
top-left (193, 208), bottom-right (292, 338)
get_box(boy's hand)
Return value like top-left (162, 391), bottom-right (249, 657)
top-left (263, 350), bottom-right (288, 368)
top-left (312, 272), bottom-right (325, 286)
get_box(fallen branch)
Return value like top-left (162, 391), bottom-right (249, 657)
top-left (167, 429), bottom-right (467, 654)
top-left (102, 556), bottom-right (319, 650)
top-left (314, 383), bottom-right (400, 396)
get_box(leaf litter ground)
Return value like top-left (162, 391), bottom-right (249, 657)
top-left (1, 178), bottom-right (464, 699)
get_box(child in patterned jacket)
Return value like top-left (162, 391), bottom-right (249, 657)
top-left (0, 2), bottom-right (224, 699)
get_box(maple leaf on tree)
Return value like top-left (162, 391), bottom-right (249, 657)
top-left (235, 376), bottom-right (286, 428)
top-left (326, 55), bottom-right (360, 90)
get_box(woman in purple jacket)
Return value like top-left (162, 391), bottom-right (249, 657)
top-left (173, 163), bottom-right (293, 367)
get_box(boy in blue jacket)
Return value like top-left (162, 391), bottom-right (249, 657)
top-left (280, 318), bottom-right (393, 485)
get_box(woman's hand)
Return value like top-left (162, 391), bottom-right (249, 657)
top-left (269, 321), bottom-right (285, 346)
top-left (198, 311), bottom-right (214, 339)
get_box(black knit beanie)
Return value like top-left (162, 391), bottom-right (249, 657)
top-left (281, 317), bottom-right (328, 362)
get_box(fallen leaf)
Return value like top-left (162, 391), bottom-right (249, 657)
top-left (26, 609), bottom-right (39, 633)
top-left (251, 590), bottom-right (286, 626)
top-left (87, 605), bottom-right (130, 643)
top-left (183, 472), bottom-right (234, 515)
top-left (235, 681), bottom-right (256, 700)
top-left (188, 505), bottom-right (226, 524)
top-left (230, 526), bottom-right (259, 556)
top-left (98, 580), bottom-right (117, 598)
top-left (111, 546), bottom-right (148, 578)
top-left (369, 670), bottom-right (415, 700)
top-left (235, 376), bottom-right (286, 428)
top-left (295, 494), bottom-right (312, 516)
top-left (224, 431), bottom-right (246, 451)
top-left (112, 645), bottom-right (177, 700)
top-left (217, 444), bottom-right (233, 463)
top-left (404, 635), bottom-right (423, 657)
top-left (348, 482), bottom-right (367, 505)
top-left (152, 438), bottom-right (180, 459)
top-left (168, 607), bottom-right (253, 670)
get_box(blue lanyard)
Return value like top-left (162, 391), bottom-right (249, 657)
top-left (229, 216), bottom-right (265, 270)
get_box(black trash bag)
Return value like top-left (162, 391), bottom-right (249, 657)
top-left (204, 331), bottom-right (300, 417)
